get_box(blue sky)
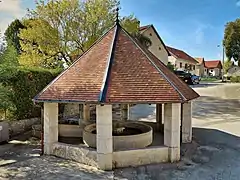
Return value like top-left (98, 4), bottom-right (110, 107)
top-left (1, 0), bottom-right (240, 60)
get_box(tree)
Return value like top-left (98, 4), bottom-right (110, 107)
top-left (223, 19), bottom-right (240, 66)
top-left (4, 19), bottom-right (24, 54)
top-left (223, 59), bottom-right (233, 74)
top-left (19, 18), bottom-right (63, 68)
top-left (0, 45), bottom-right (19, 66)
top-left (167, 62), bottom-right (175, 71)
top-left (19, 0), bottom-right (148, 68)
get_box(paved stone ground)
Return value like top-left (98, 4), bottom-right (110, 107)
top-left (1, 82), bottom-right (240, 179)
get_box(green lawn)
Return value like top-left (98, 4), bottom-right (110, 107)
top-left (201, 77), bottom-right (219, 82)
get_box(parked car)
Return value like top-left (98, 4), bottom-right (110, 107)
top-left (174, 70), bottom-right (193, 85)
top-left (191, 74), bottom-right (201, 84)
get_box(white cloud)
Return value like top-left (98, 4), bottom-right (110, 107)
top-left (236, 1), bottom-right (240, 7)
top-left (0, 0), bottom-right (27, 34)
top-left (0, 0), bottom-right (25, 17)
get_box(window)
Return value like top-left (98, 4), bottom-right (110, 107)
top-left (185, 63), bottom-right (188, 69)
top-left (180, 62), bottom-right (182, 68)
top-left (189, 65), bottom-right (192, 70)
top-left (159, 47), bottom-right (161, 50)
top-left (193, 65), bottom-right (195, 70)
top-left (149, 33), bottom-right (152, 36)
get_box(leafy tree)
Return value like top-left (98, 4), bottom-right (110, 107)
top-left (19, 18), bottom-right (63, 68)
top-left (4, 19), bottom-right (24, 54)
top-left (223, 19), bottom-right (240, 66)
top-left (20, 0), bottom-right (148, 68)
top-left (0, 45), bottom-right (19, 66)
top-left (223, 59), bottom-right (233, 73)
top-left (167, 62), bottom-right (175, 71)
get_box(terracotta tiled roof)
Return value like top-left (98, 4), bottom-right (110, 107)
top-left (205, 60), bottom-right (222, 69)
top-left (139, 25), bottom-right (151, 31)
top-left (167, 46), bottom-right (198, 64)
top-left (195, 57), bottom-right (204, 65)
top-left (34, 23), bottom-right (199, 104)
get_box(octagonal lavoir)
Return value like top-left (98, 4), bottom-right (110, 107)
top-left (34, 11), bottom-right (199, 170)
top-left (83, 121), bottom-right (153, 150)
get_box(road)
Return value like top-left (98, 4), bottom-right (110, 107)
top-left (115, 82), bottom-right (240, 180)
top-left (1, 82), bottom-right (240, 179)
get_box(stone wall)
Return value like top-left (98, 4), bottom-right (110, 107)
top-left (52, 142), bottom-right (98, 167)
top-left (7, 118), bottom-right (40, 137)
top-left (113, 147), bottom-right (169, 168)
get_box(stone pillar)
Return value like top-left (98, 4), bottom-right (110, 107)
top-left (96, 105), bottom-right (113, 170)
top-left (120, 104), bottom-right (128, 121)
top-left (182, 101), bottom-right (192, 143)
top-left (156, 104), bottom-right (164, 132)
top-left (164, 103), bottom-right (181, 162)
top-left (83, 104), bottom-right (90, 121)
top-left (44, 102), bottom-right (58, 155)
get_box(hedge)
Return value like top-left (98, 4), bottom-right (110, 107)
top-left (0, 65), bottom-right (61, 119)
top-left (230, 76), bottom-right (240, 83)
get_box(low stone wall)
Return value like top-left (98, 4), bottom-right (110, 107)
top-left (52, 142), bottom-right (98, 167)
top-left (58, 124), bottom-right (83, 137)
top-left (7, 118), bottom-right (40, 137)
top-left (113, 146), bottom-right (169, 168)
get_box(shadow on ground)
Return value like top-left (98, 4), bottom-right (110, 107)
top-left (0, 132), bottom-right (112, 179)
top-left (114, 127), bottom-right (240, 180)
top-left (193, 96), bottom-right (240, 124)
top-left (190, 82), bottom-right (221, 89)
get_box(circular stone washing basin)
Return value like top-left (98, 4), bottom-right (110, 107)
top-left (83, 122), bottom-right (153, 150)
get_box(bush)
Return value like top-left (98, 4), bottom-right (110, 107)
top-left (230, 76), bottom-right (240, 83)
top-left (0, 65), bottom-right (61, 119)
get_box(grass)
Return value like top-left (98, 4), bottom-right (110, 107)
top-left (201, 77), bottom-right (219, 82)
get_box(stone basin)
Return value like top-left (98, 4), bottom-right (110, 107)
top-left (83, 122), bottom-right (153, 150)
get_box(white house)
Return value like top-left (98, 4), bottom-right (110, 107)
top-left (167, 46), bottom-right (198, 74)
top-left (139, 25), bottom-right (170, 65)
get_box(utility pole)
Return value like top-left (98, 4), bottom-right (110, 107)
top-left (218, 45), bottom-right (225, 81)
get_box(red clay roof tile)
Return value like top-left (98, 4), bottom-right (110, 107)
top-left (34, 24), bottom-right (199, 104)
top-left (167, 46), bottom-right (198, 64)
top-left (205, 60), bottom-right (222, 68)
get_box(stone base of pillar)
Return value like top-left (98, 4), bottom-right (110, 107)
top-left (97, 153), bottom-right (113, 170)
top-left (44, 143), bottom-right (52, 155)
top-left (182, 102), bottom-right (192, 143)
top-left (168, 147), bottom-right (180, 162)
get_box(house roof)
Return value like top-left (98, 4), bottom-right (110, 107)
top-left (167, 46), bottom-right (198, 64)
top-left (195, 57), bottom-right (205, 65)
top-left (139, 25), bottom-right (151, 31)
top-left (205, 60), bottom-right (222, 69)
top-left (34, 23), bottom-right (199, 104)
top-left (139, 24), bottom-right (171, 56)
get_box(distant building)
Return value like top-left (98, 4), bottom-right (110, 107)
top-left (167, 46), bottom-right (198, 74)
top-left (194, 57), bottom-right (205, 77)
top-left (139, 24), bottom-right (170, 65)
top-left (204, 60), bottom-right (223, 77)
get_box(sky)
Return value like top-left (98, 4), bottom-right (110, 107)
top-left (1, 0), bottom-right (240, 60)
